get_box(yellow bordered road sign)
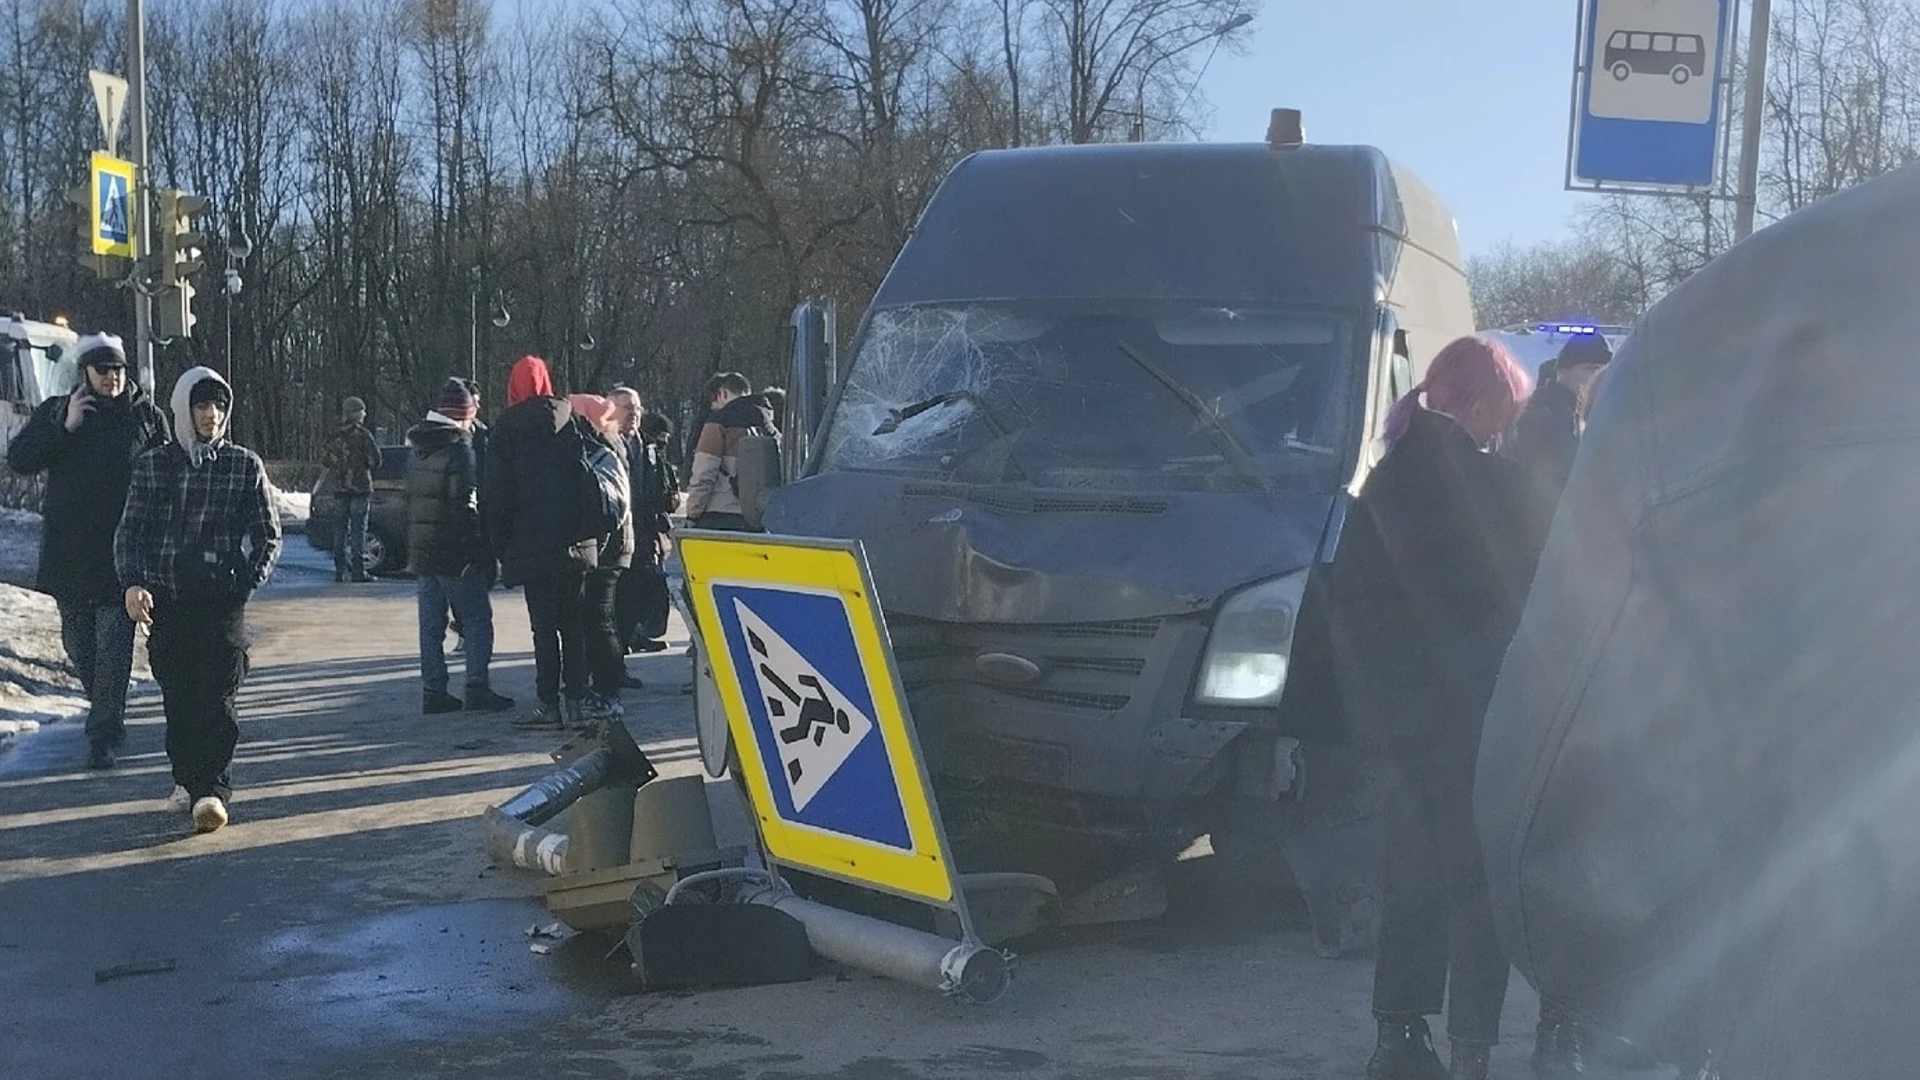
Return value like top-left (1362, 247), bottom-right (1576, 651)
top-left (90, 151), bottom-right (136, 259)
top-left (680, 531), bottom-right (962, 907)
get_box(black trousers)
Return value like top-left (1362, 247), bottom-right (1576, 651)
top-left (581, 566), bottom-right (623, 698)
top-left (1372, 750), bottom-right (1511, 1046)
top-left (147, 595), bottom-right (249, 802)
top-left (56, 598), bottom-right (137, 750)
top-left (522, 571), bottom-right (588, 706)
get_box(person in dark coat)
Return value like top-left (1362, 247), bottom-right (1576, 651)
top-left (1328, 335), bottom-right (1541, 1080)
top-left (4, 333), bottom-right (168, 769)
top-left (320, 395), bottom-right (381, 582)
top-left (609, 387), bottom-right (668, 668)
top-left (485, 356), bottom-right (601, 731)
top-left (406, 378), bottom-right (513, 716)
top-left (460, 377), bottom-right (489, 493)
top-left (626, 409), bottom-right (679, 653)
top-left (1505, 335), bottom-right (1611, 512)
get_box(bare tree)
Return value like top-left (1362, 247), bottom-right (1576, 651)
top-left (1031, 0), bottom-right (1250, 143)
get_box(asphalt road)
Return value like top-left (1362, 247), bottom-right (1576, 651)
top-left (0, 537), bottom-right (1666, 1080)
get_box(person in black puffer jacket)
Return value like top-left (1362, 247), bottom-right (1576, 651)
top-left (485, 356), bottom-right (599, 731)
top-left (5, 332), bottom-right (169, 769)
top-left (406, 378), bottom-right (514, 717)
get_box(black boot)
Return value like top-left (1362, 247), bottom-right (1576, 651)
top-left (1449, 1040), bottom-right (1492, 1080)
top-left (1532, 1001), bottom-right (1588, 1076)
top-left (1367, 1016), bottom-right (1449, 1080)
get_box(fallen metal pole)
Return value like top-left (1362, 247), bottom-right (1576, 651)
top-left (742, 885), bottom-right (1010, 1004)
top-left (480, 808), bottom-right (570, 877)
top-left (482, 722), bottom-right (657, 877)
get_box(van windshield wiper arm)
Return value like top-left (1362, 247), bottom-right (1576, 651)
top-left (872, 390), bottom-right (1009, 437)
top-left (1114, 339), bottom-right (1274, 493)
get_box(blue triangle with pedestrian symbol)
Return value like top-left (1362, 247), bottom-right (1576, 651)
top-left (98, 174), bottom-right (129, 243)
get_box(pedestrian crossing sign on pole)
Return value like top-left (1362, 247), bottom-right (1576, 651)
top-left (89, 151), bottom-right (136, 259)
top-left (679, 532), bottom-right (966, 911)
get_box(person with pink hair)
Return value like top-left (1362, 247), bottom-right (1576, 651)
top-left (1327, 335), bottom-right (1543, 1080)
top-left (567, 393), bottom-right (637, 709)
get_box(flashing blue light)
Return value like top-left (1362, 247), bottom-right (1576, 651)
top-left (1536, 322), bottom-right (1600, 336)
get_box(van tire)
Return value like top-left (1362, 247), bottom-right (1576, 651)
top-left (1671, 65), bottom-right (1691, 85)
top-left (1611, 61), bottom-right (1632, 81)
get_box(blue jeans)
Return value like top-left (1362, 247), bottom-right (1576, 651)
top-left (56, 598), bottom-right (136, 750)
top-left (417, 574), bottom-right (494, 696)
top-left (336, 493), bottom-right (370, 578)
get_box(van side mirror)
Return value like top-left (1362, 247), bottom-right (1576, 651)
top-left (786, 301), bottom-right (837, 480)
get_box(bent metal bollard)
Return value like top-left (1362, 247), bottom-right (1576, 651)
top-left (481, 720), bottom-right (658, 877)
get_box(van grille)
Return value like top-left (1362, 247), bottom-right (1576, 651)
top-left (886, 615), bottom-right (1162, 714)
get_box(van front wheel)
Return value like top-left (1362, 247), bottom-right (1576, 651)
top-left (1611, 61), bottom-right (1633, 81)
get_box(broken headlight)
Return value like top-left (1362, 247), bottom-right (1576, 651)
top-left (1195, 570), bottom-right (1307, 707)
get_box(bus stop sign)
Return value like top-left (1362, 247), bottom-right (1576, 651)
top-left (1570, 0), bottom-right (1733, 190)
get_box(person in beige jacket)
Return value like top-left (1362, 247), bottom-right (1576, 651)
top-left (682, 372), bottom-right (774, 531)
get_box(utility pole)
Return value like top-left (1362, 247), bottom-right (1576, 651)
top-left (1733, 0), bottom-right (1771, 242)
top-left (127, 0), bottom-right (153, 391)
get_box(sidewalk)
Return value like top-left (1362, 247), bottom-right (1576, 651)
top-left (0, 549), bottom-right (709, 1080)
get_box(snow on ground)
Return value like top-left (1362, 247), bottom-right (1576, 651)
top-left (0, 581), bottom-right (84, 746)
top-left (0, 507), bottom-right (41, 591)
top-left (0, 511), bottom-right (90, 751)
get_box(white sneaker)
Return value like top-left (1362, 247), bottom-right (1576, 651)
top-left (165, 785), bottom-right (190, 812)
top-left (192, 796), bottom-right (229, 834)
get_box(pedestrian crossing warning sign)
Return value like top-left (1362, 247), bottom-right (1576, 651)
top-left (680, 532), bottom-right (960, 906)
top-left (89, 151), bottom-right (135, 259)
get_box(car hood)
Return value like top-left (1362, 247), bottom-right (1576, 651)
top-left (764, 472), bottom-right (1337, 623)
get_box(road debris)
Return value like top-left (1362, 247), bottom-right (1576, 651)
top-left (94, 958), bottom-right (178, 984)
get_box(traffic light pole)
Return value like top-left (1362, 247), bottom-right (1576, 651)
top-left (127, 0), bottom-right (153, 392)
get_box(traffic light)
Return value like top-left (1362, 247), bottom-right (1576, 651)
top-left (153, 189), bottom-right (207, 339)
top-left (156, 188), bottom-right (208, 287)
top-left (66, 179), bottom-right (128, 280)
top-left (155, 282), bottom-right (196, 340)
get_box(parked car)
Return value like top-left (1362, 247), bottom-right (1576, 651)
top-left (307, 445), bottom-right (410, 575)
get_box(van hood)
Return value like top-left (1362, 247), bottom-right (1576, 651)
top-left (764, 471), bottom-right (1337, 623)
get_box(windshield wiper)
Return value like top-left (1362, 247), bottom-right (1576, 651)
top-left (872, 390), bottom-right (1010, 437)
top-left (1114, 339), bottom-right (1274, 493)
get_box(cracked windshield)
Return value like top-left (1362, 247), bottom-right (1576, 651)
top-left (820, 304), bottom-right (1351, 492)
top-left (0, 0), bottom-right (1905, 1076)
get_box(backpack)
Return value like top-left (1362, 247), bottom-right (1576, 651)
top-left (573, 419), bottom-right (629, 543)
top-left (731, 428), bottom-right (782, 530)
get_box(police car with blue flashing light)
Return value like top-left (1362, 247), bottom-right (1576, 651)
top-left (1481, 321), bottom-right (1631, 380)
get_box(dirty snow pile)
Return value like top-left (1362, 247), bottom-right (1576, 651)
top-left (272, 487), bottom-right (310, 531)
top-left (0, 581), bottom-right (83, 740)
top-left (0, 507), bottom-right (41, 593)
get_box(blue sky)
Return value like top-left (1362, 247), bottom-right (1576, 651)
top-left (1196, 0), bottom-right (1590, 257)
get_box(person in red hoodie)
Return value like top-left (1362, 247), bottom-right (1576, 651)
top-left (483, 356), bottom-right (608, 730)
